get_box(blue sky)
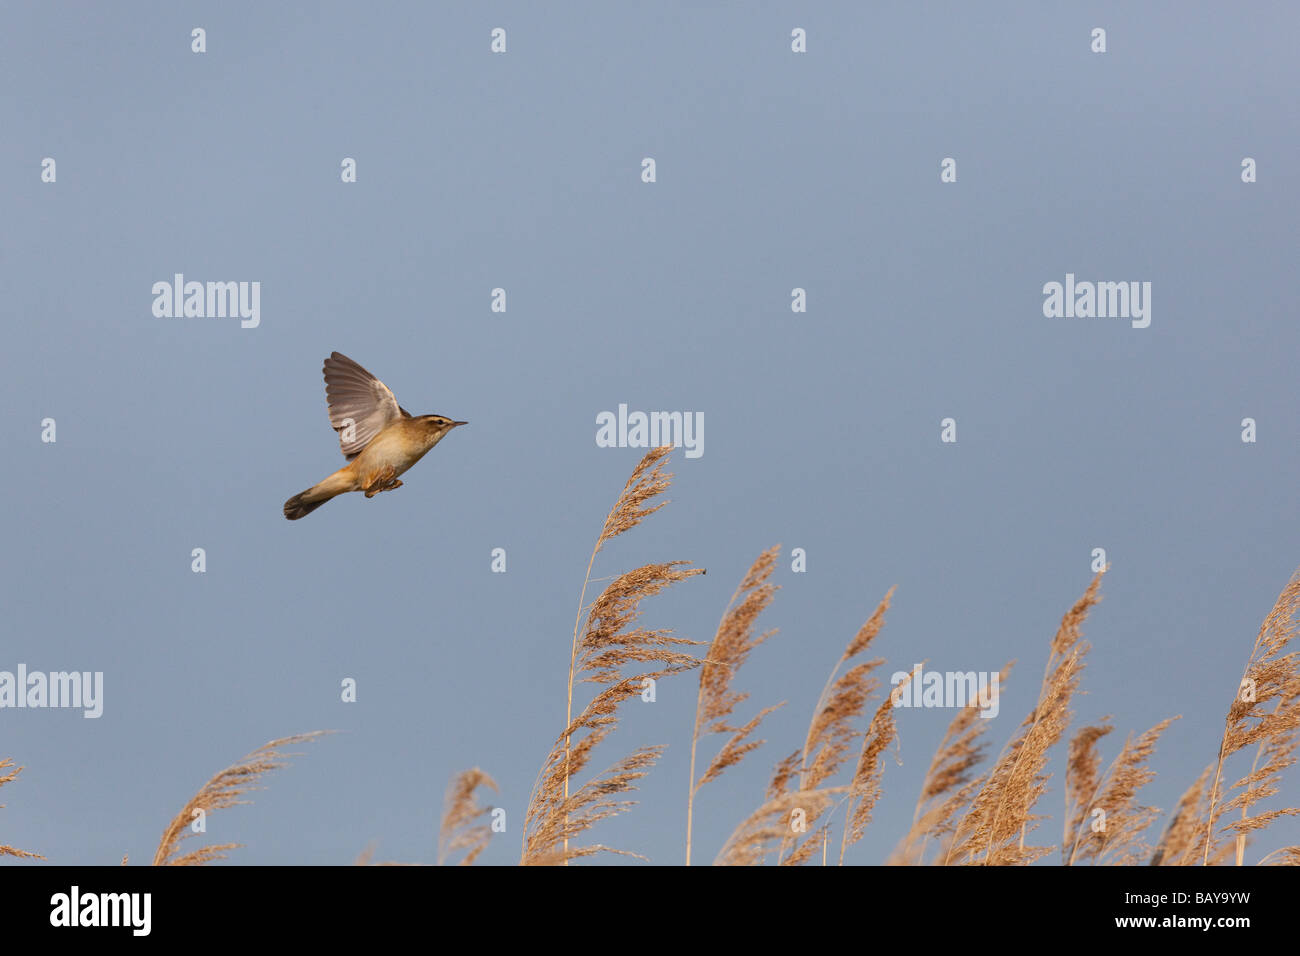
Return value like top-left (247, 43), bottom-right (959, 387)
top-left (2, 1), bottom-right (1298, 865)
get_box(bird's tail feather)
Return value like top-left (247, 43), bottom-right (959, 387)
top-left (283, 491), bottom-right (329, 520)
top-left (283, 469), bottom-right (353, 520)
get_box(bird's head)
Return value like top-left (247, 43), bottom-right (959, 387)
top-left (416, 415), bottom-right (467, 446)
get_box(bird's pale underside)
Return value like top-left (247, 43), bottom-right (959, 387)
top-left (283, 352), bottom-right (465, 520)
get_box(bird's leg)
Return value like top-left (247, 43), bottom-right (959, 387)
top-left (364, 466), bottom-right (403, 497)
top-left (364, 466), bottom-right (392, 497)
top-left (378, 464), bottom-right (403, 492)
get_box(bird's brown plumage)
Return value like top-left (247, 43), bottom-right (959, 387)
top-left (283, 352), bottom-right (465, 520)
top-left (322, 351), bottom-right (410, 460)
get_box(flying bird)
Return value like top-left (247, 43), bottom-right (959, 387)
top-left (283, 352), bottom-right (466, 520)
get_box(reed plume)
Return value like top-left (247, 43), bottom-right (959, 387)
top-left (1202, 569), bottom-right (1300, 865)
top-left (0, 758), bottom-right (43, 860)
top-left (717, 589), bottom-right (896, 866)
top-left (152, 732), bottom-right (327, 866)
top-left (521, 448), bottom-right (704, 864)
top-left (686, 545), bottom-right (783, 865)
top-left (890, 664), bottom-right (1011, 865)
top-left (946, 573), bottom-right (1102, 864)
top-left (1064, 717), bottom-right (1176, 865)
top-left (715, 777), bottom-right (847, 866)
top-left (838, 676), bottom-right (907, 863)
top-left (438, 768), bottom-right (498, 865)
top-left (1150, 766), bottom-right (1217, 865)
top-left (777, 589), bottom-right (894, 863)
top-left (1063, 721), bottom-right (1113, 856)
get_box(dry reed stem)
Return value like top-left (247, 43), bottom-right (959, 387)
top-left (1202, 569), bottom-right (1300, 864)
top-left (778, 589), bottom-right (893, 862)
top-left (559, 447), bottom-right (675, 861)
top-left (1063, 721), bottom-right (1113, 856)
top-left (785, 821), bottom-right (833, 867)
top-left (767, 751), bottom-right (801, 803)
top-left (523, 448), bottom-right (704, 864)
top-left (1221, 697), bottom-right (1300, 865)
top-left (1065, 718), bottom-right (1177, 865)
top-left (0, 758), bottom-right (43, 860)
top-left (801, 590), bottom-right (894, 788)
top-left (352, 846), bottom-right (411, 865)
top-left (889, 664), bottom-right (1011, 866)
top-left (152, 732), bottom-right (328, 866)
top-left (1257, 846), bottom-right (1300, 865)
top-left (715, 785), bottom-right (848, 866)
top-left (686, 545), bottom-right (783, 865)
top-left (947, 573), bottom-right (1102, 865)
top-left (1151, 767), bottom-right (1225, 865)
top-left (438, 768), bottom-right (498, 866)
top-left (838, 676), bottom-right (908, 862)
top-left (524, 746), bottom-right (665, 865)
top-left (352, 843), bottom-right (423, 866)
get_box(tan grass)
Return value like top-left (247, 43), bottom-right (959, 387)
top-left (438, 768), bottom-right (498, 865)
top-left (12, 477), bottom-right (1300, 867)
top-left (714, 784), bottom-right (848, 866)
top-left (521, 448), bottom-right (704, 864)
top-left (778, 589), bottom-right (893, 863)
top-left (1063, 717), bottom-right (1177, 865)
top-left (1257, 845), bottom-right (1300, 865)
top-left (713, 589), bottom-right (899, 866)
top-left (888, 665), bottom-right (1011, 865)
top-left (1150, 767), bottom-right (1225, 865)
top-left (685, 545), bottom-right (783, 865)
top-left (837, 669), bottom-right (916, 863)
top-left (1202, 569), bottom-right (1300, 865)
top-left (945, 573), bottom-right (1102, 865)
top-left (1063, 720), bottom-right (1114, 856)
top-left (152, 732), bottom-right (327, 866)
top-left (0, 758), bottom-right (43, 860)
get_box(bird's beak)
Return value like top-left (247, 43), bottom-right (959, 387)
top-left (452, 421), bottom-right (468, 427)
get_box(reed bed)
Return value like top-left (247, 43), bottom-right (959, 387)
top-left (3, 449), bottom-right (1297, 866)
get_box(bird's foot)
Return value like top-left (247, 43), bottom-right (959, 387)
top-left (364, 467), bottom-right (402, 497)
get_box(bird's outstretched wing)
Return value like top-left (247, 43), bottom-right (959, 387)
top-left (322, 351), bottom-right (406, 460)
